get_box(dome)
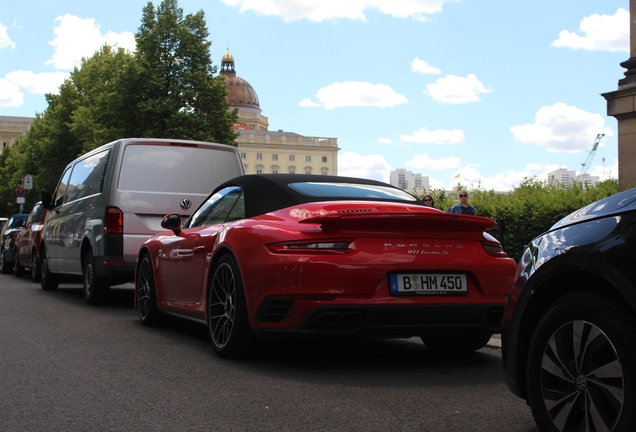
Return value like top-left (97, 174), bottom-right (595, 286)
top-left (220, 50), bottom-right (260, 111)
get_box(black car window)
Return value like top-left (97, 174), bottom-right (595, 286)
top-left (66, 150), bottom-right (110, 203)
top-left (189, 186), bottom-right (244, 228)
top-left (32, 203), bottom-right (45, 223)
top-left (53, 167), bottom-right (73, 207)
top-left (26, 203), bottom-right (41, 225)
top-left (288, 182), bottom-right (418, 201)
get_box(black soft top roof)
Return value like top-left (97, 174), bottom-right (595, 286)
top-left (211, 174), bottom-right (423, 218)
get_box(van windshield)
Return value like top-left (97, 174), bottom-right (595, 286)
top-left (118, 144), bottom-right (242, 194)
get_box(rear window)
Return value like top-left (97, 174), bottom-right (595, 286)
top-left (288, 182), bottom-right (418, 202)
top-left (118, 144), bottom-right (241, 194)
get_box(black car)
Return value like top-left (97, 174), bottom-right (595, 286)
top-left (502, 188), bottom-right (636, 432)
top-left (0, 213), bottom-right (28, 274)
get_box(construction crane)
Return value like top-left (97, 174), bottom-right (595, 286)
top-left (580, 133), bottom-right (605, 175)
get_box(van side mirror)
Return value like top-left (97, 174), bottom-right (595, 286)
top-left (41, 189), bottom-right (54, 210)
top-left (161, 213), bottom-right (182, 235)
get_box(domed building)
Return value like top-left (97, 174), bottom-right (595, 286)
top-left (220, 49), bottom-right (339, 176)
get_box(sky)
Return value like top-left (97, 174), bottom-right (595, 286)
top-left (0, 0), bottom-right (629, 191)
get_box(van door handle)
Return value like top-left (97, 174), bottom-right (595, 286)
top-left (193, 246), bottom-right (205, 253)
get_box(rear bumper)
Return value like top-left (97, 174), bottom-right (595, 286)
top-left (254, 303), bottom-right (504, 337)
top-left (94, 257), bottom-right (136, 284)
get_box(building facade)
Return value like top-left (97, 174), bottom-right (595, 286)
top-left (220, 50), bottom-right (339, 176)
top-left (0, 116), bottom-right (34, 155)
top-left (389, 169), bottom-right (429, 195)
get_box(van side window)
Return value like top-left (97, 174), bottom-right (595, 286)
top-left (53, 167), bottom-right (73, 207)
top-left (66, 150), bottom-right (110, 203)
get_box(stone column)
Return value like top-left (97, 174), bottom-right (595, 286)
top-left (602, 0), bottom-right (636, 191)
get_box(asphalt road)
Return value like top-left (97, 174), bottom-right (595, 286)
top-left (0, 273), bottom-right (538, 432)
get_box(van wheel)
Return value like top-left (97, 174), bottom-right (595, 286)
top-left (136, 254), bottom-right (163, 326)
top-left (83, 250), bottom-right (110, 305)
top-left (14, 248), bottom-right (25, 277)
top-left (31, 252), bottom-right (40, 282)
top-left (40, 249), bottom-right (59, 291)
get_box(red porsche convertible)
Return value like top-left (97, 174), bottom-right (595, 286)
top-left (135, 174), bottom-right (517, 358)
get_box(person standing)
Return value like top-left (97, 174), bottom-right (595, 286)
top-left (423, 194), bottom-right (435, 208)
top-left (447, 190), bottom-right (476, 215)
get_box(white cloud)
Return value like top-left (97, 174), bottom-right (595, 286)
top-left (0, 78), bottom-right (23, 107)
top-left (220, 0), bottom-right (454, 22)
top-left (552, 8), bottom-right (628, 52)
top-left (337, 151), bottom-right (392, 182)
top-left (411, 58), bottom-right (440, 74)
top-left (5, 70), bottom-right (68, 95)
top-left (46, 14), bottom-right (136, 70)
top-left (302, 81), bottom-right (407, 109)
top-left (524, 163), bottom-right (544, 171)
top-left (405, 153), bottom-right (461, 170)
top-left (378, 137), bottom-right (392, 144)
top-left (446, 166), bottom-right (536, 191)
top-left (0, 22), bottom-right (15, 49)
top-left (510, 103), bottom-right (613, 153)
top-left (400, 126), bottom-right (464, 144)
top-left (426, 74), bottom-right (492, 104)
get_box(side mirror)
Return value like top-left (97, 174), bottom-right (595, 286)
top-left (161, 213), bottom-right (182, 235)
top-left (41, 189), bottom-right (54, 210)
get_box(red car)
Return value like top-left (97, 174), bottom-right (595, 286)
top-left (14, 202), bottom-right (47, 281)
top-left (135, 174), bottom-right (517, 358)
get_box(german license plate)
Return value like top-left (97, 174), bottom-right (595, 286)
top-left (389, 273), bottom-right (468, 295)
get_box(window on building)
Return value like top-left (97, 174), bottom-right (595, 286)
top-left (240, 152), bottom-right (246, 159)
top-left (271, 165), bottom-right (279, 174)
top-left (305, 155), bottom-right (311, 162)
top-left (289, 155), bottom-right (295, 161)
top-left (322, 156), bottom-right (327, 163)
top-left (272, 154), bottom-right (278, 160)
top-left (288, 166), bottom-right (296, 174)
top-left (321, 168), bottom-right (328, 175)
top-left (256, 153), bottom-right (262, 160)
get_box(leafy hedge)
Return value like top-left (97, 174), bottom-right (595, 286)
top-left (424, 178), bottom-right (619, 261)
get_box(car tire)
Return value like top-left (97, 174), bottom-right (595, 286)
top-left (208, 255), bottom-right (253, 359)
top-left (0, 250), bottom-right (10, 274)
top-left (14, 247), bottom-right (25, 277)
top-left (526, 291), bottom-right (636, 432)
top-left (83, 250), bottom-right (110, 305)
top-left (31, 251), bottom-right (40, 283)
top-left (421, 330), bottom-right (492, 353)
top-left (136, 254), bottom-right (163, 326)
top-left (40, 248), bottom-right (59, 291)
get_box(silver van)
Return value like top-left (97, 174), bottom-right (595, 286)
top-left (40, 138), bottom-right (245, 304)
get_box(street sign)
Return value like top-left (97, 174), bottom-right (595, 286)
top-left (17, 197), bottom-right (25, 204)
top-left (24, 175), bottom-right (33, 190)
top-left (16, 187), bottom-right (26, 198)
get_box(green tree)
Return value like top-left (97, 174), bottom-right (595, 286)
top-left (135, 0), bottom-right (238, 143)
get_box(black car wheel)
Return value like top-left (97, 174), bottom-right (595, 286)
top-left (31, 251), bottom-right (40, 282)
top-left (421, 330), bottom-right (492, 353)
top-left (14, 247), bottom-right (24, 277)
top-left (40, 248), bottom-right (59, 291)
top-left (0, 250), bottom-right (10, 274)
top-left (83, 250), bottom-right (110, 305)
top-left (527, 291), bottom-right (636, 432)
top-left (208, 255), bottom-right (252, 358)
top-left (136, 254), bottom-right (163, 326)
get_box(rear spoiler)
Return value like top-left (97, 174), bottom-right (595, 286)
top-left (298, 212), bottom-right (497, 235)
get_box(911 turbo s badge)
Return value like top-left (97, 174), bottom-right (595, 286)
top-left (384, 242), bottom-right (464, 256)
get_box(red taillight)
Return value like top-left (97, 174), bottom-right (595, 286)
top-left (267, 240), bottom-right (353, 254)
top-left (481, 242), bottom-right (508, 258)
top-left (104, 206), bottom-right (123, 235)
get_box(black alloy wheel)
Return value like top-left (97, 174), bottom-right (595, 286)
top-left (0, 250), bottom-right (10, 274)
top-left (208, 255), bottom-right (252, 358)
top-left (83, 249), bottom-right (109, 305)
top-left (40, 248), bottom-right (59, 291)
top-left (31, 251), bottom-right (40, 282)
top-left (527, 291), bottom-right (636, 432)
top-left (136, 254), bottom-right (162, 326)
top-left (14, 247), bottom-right (25, 277)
